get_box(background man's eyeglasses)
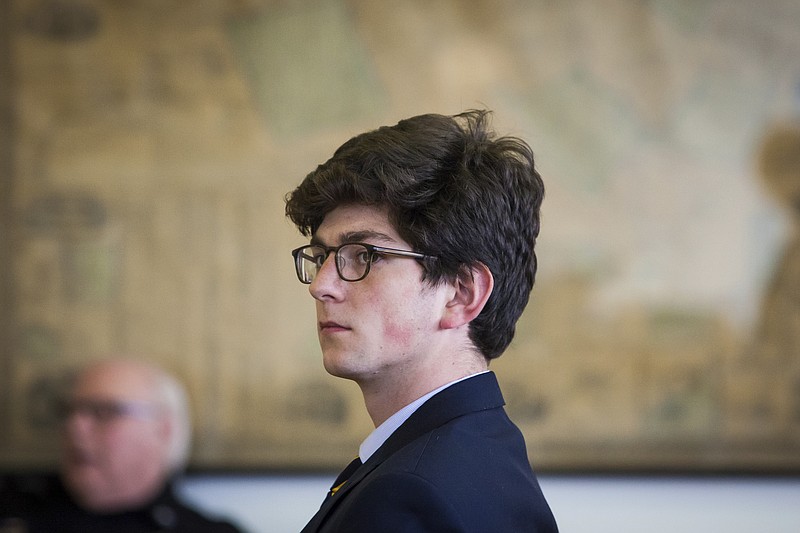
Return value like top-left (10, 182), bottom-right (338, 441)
top-left (57, 399), bottom-right (160, 424)
top-left (291, 242), bottom-right (434, 284)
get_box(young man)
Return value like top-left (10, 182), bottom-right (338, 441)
top-left (286, 110), bottom-right (558, 532)
top-left (0, 358), bottom-right (244, 533)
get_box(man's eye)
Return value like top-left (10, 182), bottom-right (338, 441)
top-left (355, 250), bottom-right (373, 264)
top-left (92, 404), bottom-right (121, 421)
top-left (307, 252), bottom-right (326, 267)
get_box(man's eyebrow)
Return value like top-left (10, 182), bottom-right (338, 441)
top-left (311, 230), bottom-right (396, 246)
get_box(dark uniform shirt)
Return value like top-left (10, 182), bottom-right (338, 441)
top-left (0, 473), bottom-right (246, 533)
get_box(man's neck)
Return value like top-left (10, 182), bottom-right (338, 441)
top-left (358, 355), bottom-right (488, 427)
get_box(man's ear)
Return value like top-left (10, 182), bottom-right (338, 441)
top-left (440, 262), bottom-right (494, 330)
top-left (156, 412), bottom-right (174, 452)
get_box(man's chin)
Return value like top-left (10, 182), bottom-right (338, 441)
top-left (63, 469), bottom-right (105, 505)
top-left (322, 359), bottom-right (359, 380)
top-left (70, 486), bottom-right (122, 513)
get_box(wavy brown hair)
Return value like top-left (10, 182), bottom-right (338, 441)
top-left (285, 110), bottom-right (544, 359)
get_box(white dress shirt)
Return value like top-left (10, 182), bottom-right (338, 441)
top-left (358, 371), bottom-right (489, 462)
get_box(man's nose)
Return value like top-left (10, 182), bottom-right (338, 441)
top-left (309, 253), bottom-right (343, 299)
top-left (63, 408), bottom-right (95, 435)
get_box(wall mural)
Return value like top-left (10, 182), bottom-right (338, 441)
top-left (1, 0), bottom-right (799, 473)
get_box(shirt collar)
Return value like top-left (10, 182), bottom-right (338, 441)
top-left (358, 371), bottom-right (489, 462)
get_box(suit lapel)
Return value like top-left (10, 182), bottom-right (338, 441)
top-left (300, 372), bottom-right (505, 532)
top-left (370, 371), bottom-right (505, 465)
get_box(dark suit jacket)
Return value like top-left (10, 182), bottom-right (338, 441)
top-left (302, 372), bottom-right (558, 532)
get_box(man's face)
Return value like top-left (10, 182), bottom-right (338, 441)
top-left (308, 204), bottom-right (451, 387)
top-left (60, 363), bottom-right (170, 512)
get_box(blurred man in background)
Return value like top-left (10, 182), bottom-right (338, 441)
top-left (1, 357), bottom-right (244, 532)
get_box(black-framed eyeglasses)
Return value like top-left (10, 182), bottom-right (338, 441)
top-left (57, 398), bottom-right (160, 425)
top-left (291, 242), bottom-right (435, 284)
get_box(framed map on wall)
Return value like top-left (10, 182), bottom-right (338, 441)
top-left (2, 0), bottom-right (799, 474)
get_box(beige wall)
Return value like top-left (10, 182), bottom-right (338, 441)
top-left (1, 0), bottom-right (799, 472)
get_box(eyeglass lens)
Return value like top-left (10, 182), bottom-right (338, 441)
top-left (58, 399), bottom-right (157, 424)
top-left (298, 243), bottom-right (371, 283)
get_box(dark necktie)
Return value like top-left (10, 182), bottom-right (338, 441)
top-left (328, 456), bottom-right (362, 497)
top-left (301, 456), bottom-right (364, 532)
